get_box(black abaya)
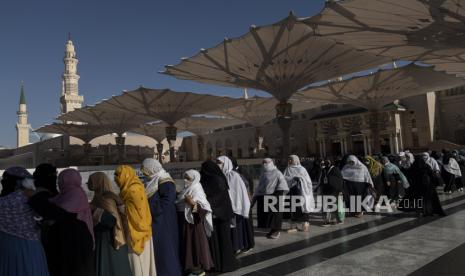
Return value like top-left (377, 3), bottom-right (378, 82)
top-left (29, 191), bottom-right (95, 276)
top-left (200, 160), bottom-right (237, 272)
top-left (209, 218), bottom-right (238, 272)
top-left (408, 159), bottom-right (446, 216)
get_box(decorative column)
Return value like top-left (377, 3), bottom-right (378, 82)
top-left (165, 126), bottom-right (177, 162)
top-left (389, 133), bottom-right (395, 154)
top-left (340, 138), bottom-right (345, 155)
top-left (197, 135), bottom-right (205, 161)
top-left (276, 101), bottom-right (292, 160)
top-left (394, 132), bottom-right (400, 154)
top-left (362, 135), bottom-right (368, 156)
top-left (369, 112), bottom-right (382, 154)
top-left (367, 135), bottom-right (373, 156)
top-left (322, 138), bottom-right (327, 158)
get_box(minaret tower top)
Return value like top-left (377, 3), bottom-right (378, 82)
top-left (16, 82), bottom-right (30, 148)
top-left (60, 35), bottom-right (83, 114)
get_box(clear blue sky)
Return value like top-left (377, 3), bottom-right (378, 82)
top-left (0, 0), bottom-right (325, 148)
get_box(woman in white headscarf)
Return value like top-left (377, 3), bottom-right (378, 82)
top-left (216, 156), bottom-right (253, 252)
top-left (176, 170), bottom-right (214, 275)
top-left (140, 158), bottom-right (182, 276)
top-left (284, 155), bottom-right (314, 232)
top-left (421, 152), bottom-right (444, 187)
top-left (442, 151), bottom-right (462, 194)
top-left (252, 158), bottom-right (289, 239)
top-left (341, 155), bottom-right (373, 218)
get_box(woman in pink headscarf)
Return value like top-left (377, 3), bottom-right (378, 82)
top-left (28, 168), bottom-right (95, 276)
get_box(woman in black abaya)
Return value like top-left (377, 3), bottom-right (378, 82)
top-left (409, 156), bottom-right (446, 216)
top-left (200, 160), bottom-right (238, 273)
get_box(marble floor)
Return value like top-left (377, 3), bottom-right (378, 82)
top-left (220, 191), bottom-right (465, 276)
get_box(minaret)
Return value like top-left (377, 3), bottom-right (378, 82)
top-left (16, 83), bottom-right (30, 147)
top-left (60, 35), bottom-right (84, 114)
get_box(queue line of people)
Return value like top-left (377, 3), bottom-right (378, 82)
top-left (0, 155), bottom-right (254, 276)
top-left (1, 150), bottom-right (464, 276)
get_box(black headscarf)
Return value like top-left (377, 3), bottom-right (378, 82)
top-left (33, 163), bottom-right (58, 196)
top-left (1, 167), bottom-right (32, 197)
top-left (200, 160), bottom-right (233, 221)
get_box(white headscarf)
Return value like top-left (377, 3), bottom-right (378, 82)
top-left (176, 170), bottom-right (213, 237)
top-left (141, 158), bottom-right (172, 198)
top-left (217, 156), bottom-right (251, 218)
top-left (284, 155), bottom-right (315, 213)
top-left (422, 152), bottom-right (441, 172)
top-left (255, 158), bottom-right (288, 197)
top-left (405, 150), bottom-right (415, 165)
top-left (444, 158), bottom-right (462, 177)
top-left (341, 155), bottom-right (373, 185)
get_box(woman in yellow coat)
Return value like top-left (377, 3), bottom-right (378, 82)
top-left (114, 165), bottom-right (156, 276)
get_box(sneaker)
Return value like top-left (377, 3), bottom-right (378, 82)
top-left (287, 228), bottom-right (298, 233)
top-left (269, 231), bottom-right (280, 239)
top-left (321, 222), bottom-right (331, 227)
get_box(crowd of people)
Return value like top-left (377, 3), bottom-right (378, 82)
top-left (0, 150), bottom-right (464, 276)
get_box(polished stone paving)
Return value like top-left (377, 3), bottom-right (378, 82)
top-left (220, 191), bottom-right (465, 276)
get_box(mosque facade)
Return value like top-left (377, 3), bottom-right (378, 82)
top-left (182, 88), bottom-right (465, 161)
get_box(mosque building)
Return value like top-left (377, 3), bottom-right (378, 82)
top-left (181, 89), bottom-right (465, 161)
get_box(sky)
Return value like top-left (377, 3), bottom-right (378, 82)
top-left (0, 0), bottom-right (326, 148)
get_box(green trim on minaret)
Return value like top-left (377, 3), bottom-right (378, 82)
top-left (19, 82), bottom-right (26, 105)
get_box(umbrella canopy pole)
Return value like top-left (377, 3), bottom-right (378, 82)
top-left (276, 101), bottom-right (293, 162)
top-left (166, 126), bottom-right (178, 162)
top-left (254, 126), bottom-right (264, 158)
top-left (115, 134), bottom-right (126, 164)
top-left (156, 142), bottom-right (164, 163)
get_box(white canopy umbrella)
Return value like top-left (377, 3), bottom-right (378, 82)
top-left (34, 123), bottom-right (109, 144)
top-left (294, 64), bottom-right (465, 110)
top-left (306, 0), bottom-right (465, 77)
top-left (130, 116), bottom-right (243, 161)
top-left (162, 12), bottom-right (390, 158)
top-left (57, 106), bottom-right (154, 163)
top-left (98, 87), bottom-right (245, 161)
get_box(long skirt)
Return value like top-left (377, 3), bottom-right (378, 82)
top-left (256, 195), bottom-right (269, 228)
top-left (424, 186), bottom-right (446, 216)
top-left (208, 218), bottom-right (238, 272)
top-left (178, 211), bottom-right (214, 271)
top-left (231, 214), bottom-right (254, 251)
top-left (94, 231), bottom-right (132, 276)
top-left (443, 171), bottom-right (457, 193)
top-left (0, 231), bottom-right (49, 276)
top-left (344, 180), bottom-right (368, 213)
top-left (267, 191), bottom-right (286, 231)
top-left (128, 238), bottom-right (157, 276)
